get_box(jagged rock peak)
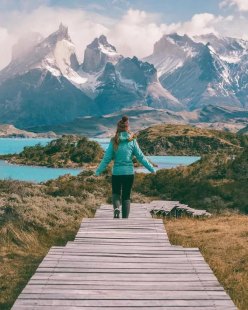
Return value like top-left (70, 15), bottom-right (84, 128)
top-left (47, 23), bottom-right (71, 44)
top-left (82, 35), bottom-right (121, 73)
top-left (59, 23), bottom-right (68, 34)
top-left (153, 33), bottom-right (201, 55)
top-left (88, 34), bottom-right (117, 52)
top-left (116, 56), bottom-right (157, 86)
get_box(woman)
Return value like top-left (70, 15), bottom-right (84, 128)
top-left (95, 116), bottom-right (156, 219)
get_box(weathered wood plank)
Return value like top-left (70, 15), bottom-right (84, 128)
top-left (18, 291), bottom-right (231, 299)
top-left (30, 273), bottom-right (220, 281)
top-left (38, 261), bottom-right (211, 268)
top-left (11, 305), bottom-right (237, 310)
top-left (12, 298), bottom-right (236, 307)
top-left (22, 283), bottom-right (223, 291)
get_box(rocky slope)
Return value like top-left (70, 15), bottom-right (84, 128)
top-left (0, 24), bottom-right (94, 127)
top-left (146, 33), bottom-right (248, 110)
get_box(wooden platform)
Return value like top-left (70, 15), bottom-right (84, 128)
top-left (12, 203), bottom-right (237, 309)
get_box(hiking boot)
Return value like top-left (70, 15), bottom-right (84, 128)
top-left (122, 200), bottom-right (130, 218)
top-left (112, 194), bottom-right (120, 219)
top-left (114, 209), bottom-right (120, 218)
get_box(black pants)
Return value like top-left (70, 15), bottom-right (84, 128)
top-left (112, 174), bottom-right (134, 201)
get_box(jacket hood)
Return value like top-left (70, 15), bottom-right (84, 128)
top-left (118, 131), bottom-right (136, 142)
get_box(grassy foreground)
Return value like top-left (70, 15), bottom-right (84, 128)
top-left (165, 215), bottom-right (248, 310)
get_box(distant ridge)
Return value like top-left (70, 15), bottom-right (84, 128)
top-left (0, 124), bottom-right (57, 138)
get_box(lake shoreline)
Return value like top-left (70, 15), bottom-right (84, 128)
top-left (0, 137), bottom-right (200, 182)
top-left (0, 159), bottom-right (85, 170)
top-left (0, 160), bottom-right (82, 183)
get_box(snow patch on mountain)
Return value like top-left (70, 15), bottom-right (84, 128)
top-left (99, 42), bottom-right (118, 56)
top-left (144, 34), bottom-right (202, 78)
top-left (194, 33), bottom-right (248, 64)
top-left (147, 82), bottom-right (179, 103)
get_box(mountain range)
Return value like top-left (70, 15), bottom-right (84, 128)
top-left (0, 23), bottom-right (247, 135)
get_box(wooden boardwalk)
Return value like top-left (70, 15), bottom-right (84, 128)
top-left (12, 203), bottom-right (237, 309)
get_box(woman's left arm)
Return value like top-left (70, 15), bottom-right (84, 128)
top-left (133, 139), bottom-right (156, 173)
top-left (95, 141), bottom-right (114, 176)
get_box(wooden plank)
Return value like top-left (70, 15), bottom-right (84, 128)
top-left (18, 292), bottom-right (231, 301)
top-left (30, 273), bottom-right (219, 281)
top-left (28, 280), bottom-right (222, 287)
top-left (22, 283), bottom-right (223, 291)
top-left (11, 305), bottom-right (237, 310)
top-left (36, 268), bottom-right (212, 274)
top-left (13, 299), bottom-right (236, 307)
top-left (38, 261), bottom-right (211, 268)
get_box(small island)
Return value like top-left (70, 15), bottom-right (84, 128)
top-left (0, 135), bottom-right (104, 168)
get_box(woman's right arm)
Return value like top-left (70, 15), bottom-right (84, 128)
top-left (133, 139), bottom-right (156, 173)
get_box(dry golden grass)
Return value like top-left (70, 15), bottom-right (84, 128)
top-left (164, 214), bottom-right (248, 310)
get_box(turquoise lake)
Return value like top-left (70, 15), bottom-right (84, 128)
top-left (0, 138), bottom-right (200, 182)
top-left (0, 138), bottom-right (52, 155)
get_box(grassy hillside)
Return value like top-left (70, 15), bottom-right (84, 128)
top-left (134, 146), bottom-right (248, 214)
top-left (137, 124), bottom-right (248, 155)
top-left (165, 215), bottom-right (248, 310)
top-left (0, 135), bottom-right (103, 168)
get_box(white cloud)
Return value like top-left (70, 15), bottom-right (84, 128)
top-left (220, 0), bottom-right (248, 11)
top-left (0, 6), bottom-right (248, 70)
top-left (0, 7), bottom-right (174, 69)
top-left (176, 13), bottom-right (220, 36)
top-left (167, 12), bottom-right (248, 41)
top-left (0, 6), bottom-right (112, 69)
top-left (107, 9), bottom-right (177, 58)
top-left (0, 26), bottom-right (15, 69)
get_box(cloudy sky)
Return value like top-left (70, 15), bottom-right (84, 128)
top-left (0, 0), bottom-right (248, 69)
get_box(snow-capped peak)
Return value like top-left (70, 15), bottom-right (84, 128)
top-left (89, 35), bottom-right (117, 53)
top-left (194, 33), bottom-right (248, 64)
top-left (144, 33), bottom-right (202, 78)
top-left (81, 35), bottom-right (122, 73)
top-left (0, 23), bottom-right (80, 85)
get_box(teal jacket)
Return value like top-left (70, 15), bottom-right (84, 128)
top-left (95, 132), bottom-right (155, 176)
